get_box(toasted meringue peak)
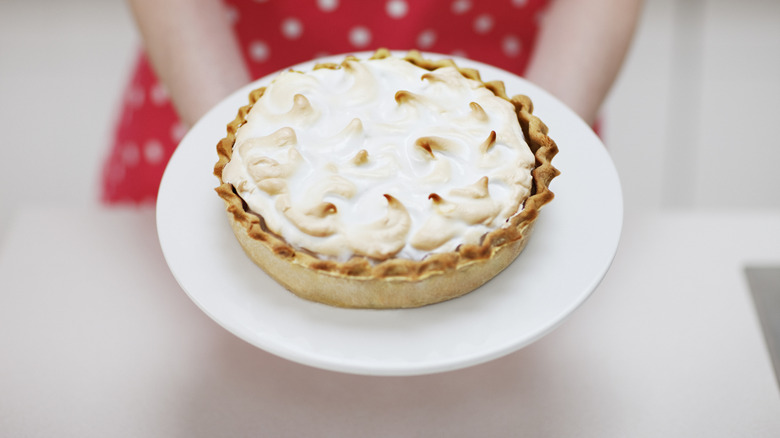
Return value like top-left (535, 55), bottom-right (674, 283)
top-left (422, 67), bottom-right (472, 86)
top-left (343, 117), bottom-right (364, 134)
top-left (469, 102), bottom-right (488, 122)
top-left (450, 176), bottom-right (490, 199)
top-left (309, 202), bottom-right (338, 217)
top-left (238, 127), bottom-right (297, 157)
top-left (347, 194), bottom-right (411, 260)
top-left (410, 215), bottom-right (460, 251)
top-left (395, 90), bottom-right (449, 116)
top-left (478, 131), bottom-right (497, 154)
top-left (426, 196), bottom-right (500, 230)
top-left (341, 59), bottom-right (377, 103)
top-left (318, 175), bottom-right (357, 199)
top-left (277, 195), bottom-right (339, 238)
top-left (247, 148), bottom-right (302, 183)
top-left (420, 72), bottom-right (451, 84)
top-left (415, 136), bottom-right (461, 158)
top-left (394, 90), bottom-right (421, 105)
top-left (351, 149), bottom-right (369, 165)
top-left (415, 138), bottom-right (436, 158)
top-left (291, 94), bottom-right (314, 116)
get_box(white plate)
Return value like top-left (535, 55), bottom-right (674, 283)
top-left (157, 52), bottom-right (623, 376)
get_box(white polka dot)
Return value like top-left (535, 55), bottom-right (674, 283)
top-left (417, 29), bottom-right (437, 49)
top-left (349, 26), bottom-right (372, 48)
top-left (473, 14), bottom-right (494, 34)
top-left (281, 17), bottom-right (303, 39)
top-left (511, 0), bottom-right (528, 7)
top-left (143, 139), bottom-right (165, 165)
top-left (150, 83), bottom-right (169, 106)
top-left (317, 0), bottom-right (339, 12)
top-left (121, 142), bottom-right (140, 166)
top-left (249, 40), bottom-right (270, 62)
top-left (502, 35), bottom-right (522, 57)
top-left (451, 0), bottom-right (471, 14)
top-left (170, 121), bottom-right (188, 143)
top-left (386, 0), bottom-right (408, 18)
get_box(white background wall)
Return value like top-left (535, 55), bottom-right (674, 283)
top-left (0, 0), bottom-right (137, 242)
top-left (603, 0), bottom-right (780, 221)
top-left (1, 0), bottom-right (779, 244)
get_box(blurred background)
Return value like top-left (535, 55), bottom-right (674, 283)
top-left (1, 0), bottom-right (779, 243)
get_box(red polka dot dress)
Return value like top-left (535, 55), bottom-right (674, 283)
top-left (102, 0), bottom-right (550, 204)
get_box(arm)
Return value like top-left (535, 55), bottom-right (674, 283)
top-left (524, 0), bottom-right (644, 126)
top-left (126, 0), bottom-right (251, 127)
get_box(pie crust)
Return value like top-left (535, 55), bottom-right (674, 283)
top-left (214, 49), bottom-right (559, 309)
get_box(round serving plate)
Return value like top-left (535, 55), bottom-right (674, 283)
top-left (157, 51), bottom-right (623, 376)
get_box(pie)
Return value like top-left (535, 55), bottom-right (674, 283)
top-left (214, 49), bottom-right (559, 308)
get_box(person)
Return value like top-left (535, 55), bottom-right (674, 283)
top-left (102, 0), bottom-right (643, 204)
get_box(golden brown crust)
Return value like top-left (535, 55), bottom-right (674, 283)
top-left (214, 49), bottom-right (559, 308)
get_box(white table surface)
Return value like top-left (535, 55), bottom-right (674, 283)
top-left (1, 205), bottom-right (779, 437)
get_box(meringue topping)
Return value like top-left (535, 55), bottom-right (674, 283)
top-left (222, 56), bottom-right (535, 261)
